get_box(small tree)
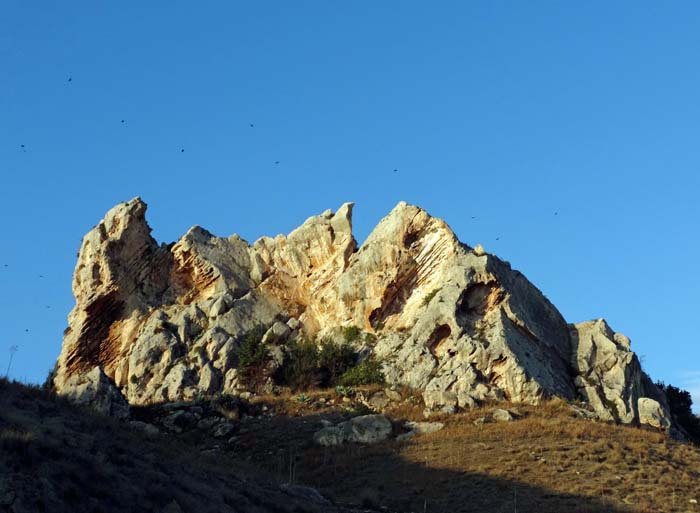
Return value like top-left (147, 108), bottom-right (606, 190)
top-left (237, 327), bottom-right (269, 390)
top-left (275, 338), bottom-right (321, 391)
top-left (657, 381), bottom-right (700, 442)
top-left (317, 338), bottom-right (356, 386)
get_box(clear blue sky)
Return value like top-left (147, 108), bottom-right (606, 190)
top-left (2, 2), bottom-right (699, 406)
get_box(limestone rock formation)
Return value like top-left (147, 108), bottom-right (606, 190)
top-left (570, 319), bottom-right (669, 426)
top-left (53, 197), bottom-right (670, 430)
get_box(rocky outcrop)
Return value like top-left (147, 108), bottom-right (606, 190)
top-left (570, 319), bottom-right (669, 427)
top-left (53, 198), bottom-right (671, 430)
top-left (638, 398), bottom-right (671, 430)
top-left (313, 415), bottom-right (393, 446)
top-left (60, 366), bottom-right (130, 419)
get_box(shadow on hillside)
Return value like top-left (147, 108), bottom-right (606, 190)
top-left (133, 397), bottom-right (636, 513)
top-left (0, 379), bottom-right (636, 513)
top-left (301, 447), bottom-right (629, 513)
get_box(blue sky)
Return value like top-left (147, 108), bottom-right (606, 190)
top-left (1, 2), bottom-right (699, 407)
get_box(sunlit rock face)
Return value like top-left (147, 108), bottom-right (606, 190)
top-left (53, 197), bottom-right (669, 428)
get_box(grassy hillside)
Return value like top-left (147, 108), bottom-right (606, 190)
top-left (0, 378), bottom-right (357, 513)
top-left (235, 390), bottom-right (700, 513)
top-left (2, 379), bottom-right (700, 513)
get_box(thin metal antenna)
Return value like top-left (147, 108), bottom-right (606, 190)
top-left (5, 345), bottom-right (18, 378)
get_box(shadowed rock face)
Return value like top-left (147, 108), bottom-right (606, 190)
top-left (54, 198), bottom-right (670, 428)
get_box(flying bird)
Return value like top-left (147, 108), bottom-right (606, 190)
top-left (121, 119), bottom-right (125, 124)
top-left (249, 123), bottom-right (254, 128)
top-left (496, 237), bottom-right (500, 241)
top-left (38, 275), bottom-right (44, 278)
top-left (554, 211), bottom-right (558, 216)
top-left (24, 329), bottom-right (29, 333)
top-left (393, 169), bottom-right (398, 173)
top-left (274, 161), bottom-right (279, 165)
top-left (181, 149), bottom-right (185, 153)
top-left (67, 77), bottom-right (72, 82)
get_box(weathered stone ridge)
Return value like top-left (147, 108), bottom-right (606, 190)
top-left (53, 197), bottom-right (671, 430)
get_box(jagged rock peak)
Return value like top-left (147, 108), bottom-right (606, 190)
top-left (53, 198), bottom-right (672, 433)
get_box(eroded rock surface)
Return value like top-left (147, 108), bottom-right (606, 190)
top-left (570, 319), bottom-right (669, 426)
top-left (53, 198), bottom-right (670, 429)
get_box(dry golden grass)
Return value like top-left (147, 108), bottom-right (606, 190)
top-left (239, 398), bottom-right (700, 513)
top-left (4, 376), bottom-right (700, 513)
top-left (0, 378), bottom-right (357, 513)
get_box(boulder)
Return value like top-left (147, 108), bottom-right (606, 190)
top-left (404, 421), bottom-right (444, 434)
top-left (367, 391), bottom-right (390, 411)
top-left (313, 415), bottom-right (392, 446)
top-left (279, 484), bottom-right (330, 505)
top-left (492, 408), bottom-right (515, 422)
top-left (638, 397), bottom-right (671, 430)
top-left (343, 414), bottom-right (393, 444)
top-left (162, 410), bottom-right (197, 433)
top-left (198, 363), bottom-right (221, 395)
top-left (213, 422), bottom-right (236, 439)
top-left (60, 366), bottom-right (129, 419)
top-left (129, 421), bottom-right (160, 436)
top-left (313, 426), bottom-right (345, 447)
top-left (570, 319), bottom-right (671, 425)
top-left (385, 388), bottom-right (402, 402)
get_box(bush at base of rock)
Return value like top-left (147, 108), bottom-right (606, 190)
top-left (274, 337), bottom-right (372, 391)
top-left (237, 327), bottom-right (269, 390)
top-left (337, 360), bottom-right (384, 387)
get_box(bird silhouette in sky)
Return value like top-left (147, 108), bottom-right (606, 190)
top-left (249, 123), bottom-right (254, 128)
top-left (181, 149), bottom-right (185, 153)
top-left (121, 119), bottom-right (125, 124)
top-left (67, 76), bottom-right (72, 82)
top-left (38, 275), bottom-right (44, 278)
top-left (24, 329), bottom-right (29, 333)
top-left (496, 237), bottom-right (500, 241)
top-left (554, 211), bottom-right (558, 216)
top-left (393, 169), bottom-right (398, 173)
top-left (20, 144), bottom-right (26, 152)
top-left (274, 161), bottom-right (279, 165)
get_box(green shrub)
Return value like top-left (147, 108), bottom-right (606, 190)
top-left (275, 338), bottom-right (321, 391)
top-left (238, 327), bottom-right (269, 388)
top-left (296, 393), bottom-right (311, 404)
top-left (317, 338), bottom-right (356, 385)
top-left (338, 359), bottom-right (384, 387)
top-left (276, 336), bottom-right (385, 391)
top-left (335, 385), bottom-right (356, 397)
top-left (341, 325), bottom-right (362, 343)
top-left (238, 328), bottom-right (267, 369)
top-left (422, 287), bottom-right (441, 307)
